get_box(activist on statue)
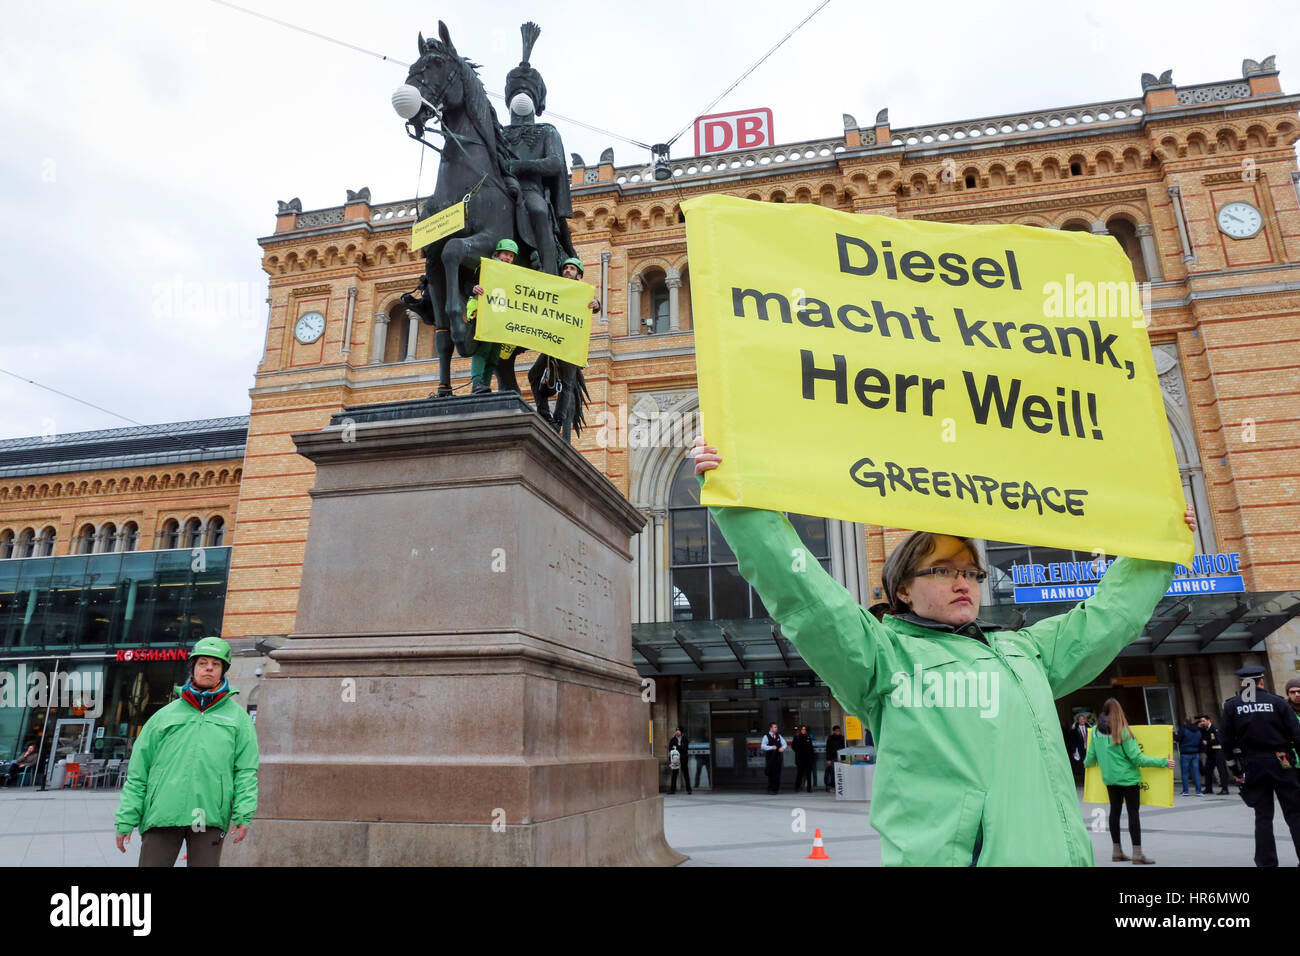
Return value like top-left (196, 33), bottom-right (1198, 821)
top-left (690, 435), bottom-right (1196, 866)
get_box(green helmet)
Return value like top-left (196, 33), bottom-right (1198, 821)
top-left (494, 238), bottom-right (519, 255)
top-left (189, 636), bottom-right (232, 669)
top-left (561, 257), bottom-right (584, 276)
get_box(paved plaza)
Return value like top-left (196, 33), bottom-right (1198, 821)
top-left (0, 784), bottom-right (1291, 867)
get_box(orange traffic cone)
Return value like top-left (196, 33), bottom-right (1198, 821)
top-left (807, 828), bottom-right (830, 860)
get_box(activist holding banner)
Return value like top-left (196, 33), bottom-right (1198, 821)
top-left (694, 436), bottom-right (1195, 866)
top-left (1083, 700), bottom-right (1175, 864)
top-left (685, 195), bottom-right (1199, 864)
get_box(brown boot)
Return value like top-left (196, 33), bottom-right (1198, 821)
top-left (1112, 843), bottom-right (1130, 862)
top-left (1131, 846), bottom-right (1155, 864)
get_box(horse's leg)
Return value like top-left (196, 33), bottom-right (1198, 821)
top-left (495, 349), bottom-right (522, 394)
top-left (424, 262), bottom-right (454, 397)
top-left (442, 234), bottom-right (490, 358)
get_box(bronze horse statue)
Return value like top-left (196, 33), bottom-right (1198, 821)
top-left (397, 21), bottom-right (589, 439)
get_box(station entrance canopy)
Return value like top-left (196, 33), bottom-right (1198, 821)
top-left (631, 591), bottom-right (1300, 676)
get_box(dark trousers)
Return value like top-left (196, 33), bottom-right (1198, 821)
top-left (1239, 756), bottom-right (1300, 867)
top-left (824, 763), bottom-right (835, 789)
top-left (1203, 750), bottom-right (1231, 792)
top-left (765, 754), bottom-right (782, 793)
top-left (794, 761), bottom-right (814, 793)
top-left (669, 765), bottom-right (691, 794)
top-left (1106, 784), bottom-right (1142, 845)
top-left (139, 826), bottom-right (226, 868)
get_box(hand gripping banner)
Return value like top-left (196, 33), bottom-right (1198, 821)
top-left (683, 194), bottom-right (1192, 564)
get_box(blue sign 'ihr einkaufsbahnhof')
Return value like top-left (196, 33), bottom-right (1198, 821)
top-left (1010, 552), bottom-right (1245, 603)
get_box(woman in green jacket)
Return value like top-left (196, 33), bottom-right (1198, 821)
top-left (691, 437), bottom-right (1194, 866)
top-left (1084, 697), bottom-right (1174, 864)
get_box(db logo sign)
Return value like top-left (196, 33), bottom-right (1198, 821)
top-left (693, 108), bottom-right (774, 156)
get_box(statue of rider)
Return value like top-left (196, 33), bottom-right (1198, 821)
top-left (501, 22), bottom-right (577, 276)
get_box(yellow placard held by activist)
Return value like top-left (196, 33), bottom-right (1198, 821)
top-left (1083, 725), bottom-right (1174, 808)
top-left (683, 194), bottom-right (1192, 565)
top-left (411, 202), bottom-right (466, 251)
top-left (475, 257), bottom-right (594, 366)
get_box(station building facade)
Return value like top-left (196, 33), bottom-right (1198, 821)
top-left (0, 419), bottom-right (256, 775)
top-left (5, 60), bottom-right (1298, 790)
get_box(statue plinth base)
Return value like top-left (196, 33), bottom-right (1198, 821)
top-left (240, 396), bottom-right (684, 866)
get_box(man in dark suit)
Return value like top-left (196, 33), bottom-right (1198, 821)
top-left (1065, 713), bottom-right (1090, 780)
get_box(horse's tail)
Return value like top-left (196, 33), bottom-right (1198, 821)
top-left (572, 367), bottom-right (591, 436)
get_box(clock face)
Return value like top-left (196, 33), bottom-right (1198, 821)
top-left (294, 311), bottom-right (325, 344)
top-left (1216, 202), bottom-right (1262, 239)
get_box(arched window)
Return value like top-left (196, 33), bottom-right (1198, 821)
top-left (639, 267), bottom-right (669, 334)
top-left (1105, 217), bottom-right (1149, 284)
top-left (100, 523), bottom-right (117, 554)
top-left (183, 518), bottom-right (204, 549)
top-left (36, 527), bottom-right (56, 557)
top-left (77, 523), bottom-right (97, 555)
top-left (161, 519), bottom-right (180, 549)
top-left (121, 522), bottom-right (139, 552)
top-left (667, 458), bottom-right (829, 621)
top-left (16, 528), bottom-right (34, 558)
top-left (206, 516), bottom-right (225, 547)
top-left (0, 529), bottom-right (13, 559)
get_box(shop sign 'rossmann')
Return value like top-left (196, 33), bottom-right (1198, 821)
top-left (1010, 552), bottom-right (1245, 603)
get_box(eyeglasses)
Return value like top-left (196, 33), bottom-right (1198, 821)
top-left (911, 567), bottom-right (988, 584)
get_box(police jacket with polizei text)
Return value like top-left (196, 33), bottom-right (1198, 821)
top-left (1219, 690), bottom-right (1300, 758)
top-left (707, 495), bottom-right (1173, 867)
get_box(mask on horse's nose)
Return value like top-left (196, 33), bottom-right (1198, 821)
top-left (392, 84), bottom-right (423, 120)
top-left (510, 93), bottom-right (534, 117)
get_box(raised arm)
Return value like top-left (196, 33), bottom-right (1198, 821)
top-left (692, 438), bottom-right (893, 717)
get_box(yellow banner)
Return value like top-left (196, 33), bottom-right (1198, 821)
top-left (476, 257), bottom-right (594, 366)
top-left (683, 194), bottom-right (1192, 564)
top-left (1083, 725), bottom-right (1174, 807)
top-left (411, 202), bottom-right (466, 250)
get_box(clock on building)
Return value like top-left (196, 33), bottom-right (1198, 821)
top-left (1216, 201), bottom-right (1262, 239)
top-left (294, 311), bottom-right (326, 344)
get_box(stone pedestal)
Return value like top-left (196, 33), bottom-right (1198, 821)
top-left (241, 395), bottom-right (685, 866)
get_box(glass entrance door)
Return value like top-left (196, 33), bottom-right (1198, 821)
top-left (709, 704), bottom-right (763, 788)
top-left (45, 718), bottom-right (96, 783)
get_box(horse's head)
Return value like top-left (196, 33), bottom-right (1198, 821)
top-left (402, 21), bottom-right (472, 134)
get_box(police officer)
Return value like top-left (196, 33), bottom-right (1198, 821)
top-left (1219, 664), bottom-right (1300, 866)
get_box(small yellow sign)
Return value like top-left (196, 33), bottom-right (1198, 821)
top-left (411, 202), bottom-right (466, 250)
top-left (476, 257), bottom-right (594, 366)
top-left (845, 715), bottom-right (864, 741)
top-left (1083, 725), bottom-right (1174, 807)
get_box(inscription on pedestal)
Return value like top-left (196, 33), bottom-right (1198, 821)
top-left (546, 537), bottom-right (614, 645)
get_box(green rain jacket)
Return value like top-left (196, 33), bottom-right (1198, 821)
top-left (115, 686), bottom-right (259, 835)
top-left (1083, 724), bottom-right (1168, 786)
top-left (708, 502), bottom-right (1173, 866)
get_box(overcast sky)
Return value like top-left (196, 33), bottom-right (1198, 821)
top-left (2, 0), bottom-right (1296, 441)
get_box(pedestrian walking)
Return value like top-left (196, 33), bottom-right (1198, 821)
top-left (114, 637), bottom-right (259, 867)
top-left (1084, 698), bottom-right (1175, 864)
top-left (792, 725), bottom-right (815, 793)
top-left (1197, 715), bottom-right (1231, 795)
top-left (1220, 666), bottom-right (1300, 867)
top-left (668, 727), bottom-right (692, 795)
top-left (691, 436), bottom-right (1196, 865)
top-left (1065, 713), bottom-right (1090, 780)
top-left (1175, 716), bottom-right (1204, 796)
top-left (760, 723), bottom-right (786, 794)
top-left (824, 725), bottom-right (846, 791)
